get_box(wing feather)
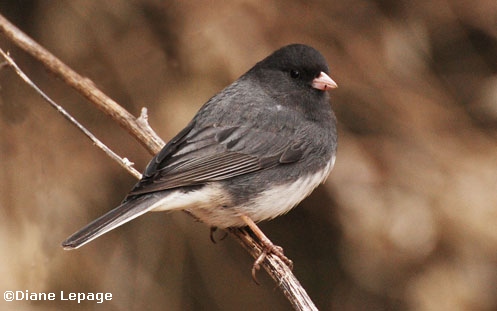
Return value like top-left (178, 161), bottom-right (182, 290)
top-left (128, 122), bottom-right (306, 196)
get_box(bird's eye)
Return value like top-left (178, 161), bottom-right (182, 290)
top-left (290, 69), bottom-right (300, 79)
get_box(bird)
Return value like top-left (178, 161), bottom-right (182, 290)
top-left (62, 43), bottom-right (338, 274)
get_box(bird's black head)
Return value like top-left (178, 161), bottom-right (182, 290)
top-left (249, 44), bottom-right (336, 95)
top-left (245, 44), bottom-right (337, 120)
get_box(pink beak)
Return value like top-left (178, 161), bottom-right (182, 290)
top-left (312, 72), bottom-right (338, 91)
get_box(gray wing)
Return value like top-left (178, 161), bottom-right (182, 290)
top-left (61, 69), bottom-right (321, 250)
top-left (62, 120), bottom-right (308, 249)
top-left (127, 121), bottom-right (307, 196)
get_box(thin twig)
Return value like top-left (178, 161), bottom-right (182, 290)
top-left (0, 13), bottom-right (318, 311)
top-left (0, 14), bottom-right (164, 154)
top-left (0, 48), bottom-right (141, 180)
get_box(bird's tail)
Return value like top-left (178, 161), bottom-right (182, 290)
top-left (62, 194), bottom-right (164, 250)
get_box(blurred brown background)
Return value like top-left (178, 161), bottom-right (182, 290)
top-left (1, 1), bottom-right (497, 310)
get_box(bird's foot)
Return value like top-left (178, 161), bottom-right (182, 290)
top-left (251, 241), bottom-right (293, 284)
top-left (239, 215), bottom-right (293, 284)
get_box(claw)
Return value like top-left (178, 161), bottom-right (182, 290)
top-left (210, 227), bottom-right (228, 244)
top-left (238, 215), bottom-right (294, 282)
top-left (251, 249), bottom-right (268, 285)
top-left (210, 227), bottom-right (217, 244)
top-left (272, 245), bottom-right (293, 270)
top-left (250, 243), bottom-right (294, 283)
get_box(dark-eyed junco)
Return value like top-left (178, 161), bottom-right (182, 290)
top-left (62, 44), bottom-right (337, 271)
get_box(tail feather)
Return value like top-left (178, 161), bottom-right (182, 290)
top-left (62, 195), bottom-right (163, 250)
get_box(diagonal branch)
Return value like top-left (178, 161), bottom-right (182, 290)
top-left (0, 48), bottom-right (141, 180)
top-left (0, 13), bottom-right (318, 311)
top-left (0, 14), bottom-right (164, 154)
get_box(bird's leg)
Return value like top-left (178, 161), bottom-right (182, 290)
top-left (240, 215), bottom-right (293, 282)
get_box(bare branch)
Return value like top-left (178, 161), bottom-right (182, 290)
top-left (0, 48), bottom-right (142, 180)
top-left (0, 13), bottom-right (164, 155)
top-left (230, 227), bottom-right (319, 311)
top-left (0, 13), bottom-right (319, 311)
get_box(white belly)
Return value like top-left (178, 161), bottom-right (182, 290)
top-left (152, 156), bottom-right (335, 228)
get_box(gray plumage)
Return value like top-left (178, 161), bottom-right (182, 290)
top-left (62, 44), bottom-right (337, 249)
